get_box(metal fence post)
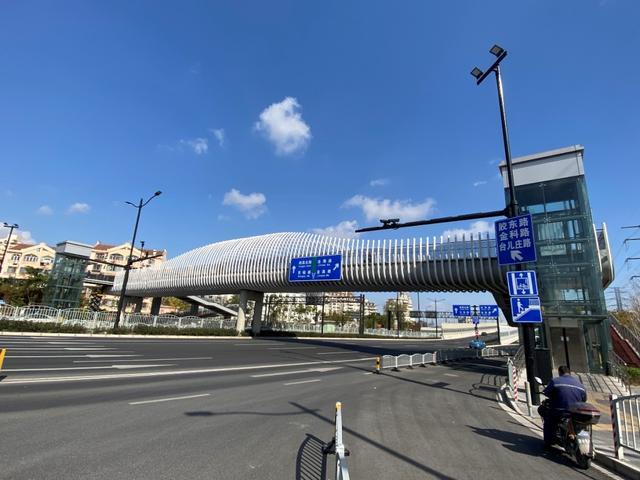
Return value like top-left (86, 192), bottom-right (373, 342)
top-left (507, 359), bottom-right (514, 399)
top-left (610, 394), bottom-right (624, 460)
top-left (375, 357), bottom-right (380, 374)
top-left (152, 315), bottom-right (157, 327)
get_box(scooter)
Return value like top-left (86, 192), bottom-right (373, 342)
top-left (537, 380), bottom-right (601, 469)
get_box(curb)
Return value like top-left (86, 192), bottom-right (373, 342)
top-left (500, 381), bottom-right (640, 479)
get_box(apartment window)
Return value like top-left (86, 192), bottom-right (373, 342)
top-left (24, 254), bottom-right (38, 263)
top-left (96, 253), bottom-right (106, 260)
top-left (110, 254), bottom-right (123, 262)
top-left (11, 254), bottom-right (20, 261)
top-left (41, 256), bottom-right (53, 264)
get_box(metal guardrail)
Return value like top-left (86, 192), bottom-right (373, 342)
top-left (608, 352), bottom-right (632, 394)
top-left (376, 346), bottom-right (518, 373)
top-left (324, 402), bottom-right (350, 480)
top-left (610, 393), bottom-right (640, 460)
top-left (0, 305), bottom-right (233, 331)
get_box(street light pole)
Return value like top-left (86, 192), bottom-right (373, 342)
top-left (472, 45), bottom-right (539, 404)
top-left (0, 222), bottom-right (19, 275)
top-left (113, 191), bottom-right (161, 329)
top-left (426, 297), bottom-right (445, 338)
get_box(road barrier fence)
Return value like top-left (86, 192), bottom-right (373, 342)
top-left (377, 345), bottom-right (519, 373)
top-left (610, 393), bottom-right (640, 460)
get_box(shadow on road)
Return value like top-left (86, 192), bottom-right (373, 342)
top-left (295, 434), bottom-right (327, 480)
top-left (290, 401), bottom-right (457, 480)
top-left (467, 425), bottom-right (603, 478)
top-left (184, 407), bottom-right (321, 417)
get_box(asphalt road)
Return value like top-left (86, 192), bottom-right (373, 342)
top-left (0, 335), bottom-right (616, 480)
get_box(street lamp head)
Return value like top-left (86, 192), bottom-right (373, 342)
top-left (2, 222), bottom-right (18, 228)
top-left (489, 44), bottom-right (505, 57)
top-left (470, 67), bottom-right (484, 80)
top-left (380, 218), bottom-right (400, 227)
top-left (154, 191), bottom-right (162, 197)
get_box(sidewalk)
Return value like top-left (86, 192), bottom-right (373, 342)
top-left (504, 370), bottom-right (640, 479)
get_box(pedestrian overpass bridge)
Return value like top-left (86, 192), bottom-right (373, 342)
top-left (112, 232), bottom-right (509, 332)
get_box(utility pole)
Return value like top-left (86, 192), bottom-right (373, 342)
top-left (0, 222), bottom-right (19, 275)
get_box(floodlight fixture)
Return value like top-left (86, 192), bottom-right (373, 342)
top-left (471, 67), bottom-right (484, 80)
top-left (489, 44), bottom-right (505, 57)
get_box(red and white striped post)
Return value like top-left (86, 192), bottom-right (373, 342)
top-left (512, 364), bottom-right (519, 402)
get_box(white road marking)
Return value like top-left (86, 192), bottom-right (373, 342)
top-left (4, 348), bottom-right (115, 351)
top-left (5, 355), bottom-right (141, 359)
top-left (284, 379), bottom-right (321, 386)
top-left (443, 373), bottom-right (459, 377)
top-left (129, 393), bottom-right (211, 406)
top-left (64, 348), bottom-right (116, 351)
top-left (74, 357), bottom-right (213, 363)
top-left (317, 351), bottom-right (363, 355)
top-left (1, 364), bottom-right (176, 372)
top-left (251, 367), bottom-right (342, 378)
top-left (1, 357), bottom-right (376, 384)
top-left (86, 354), bottom-right (139, 358)
top-left (232, 343), bottom-right (273, 346)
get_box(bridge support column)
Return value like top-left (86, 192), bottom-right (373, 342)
top-left (151, 297), bottom-right (162, 316)
top-left (132, 297), bottom-right (143, 314)
top-left (189, 303), bottom-right (199, 315)
top-left (251, 293), bottom-right (264, 336)
top-left (236, 290), bottom-right (249, 333)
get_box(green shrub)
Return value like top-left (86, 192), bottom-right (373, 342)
top-left (109, 324), bottom-right (238, 336)
top-left (0, 319), bottom-right (87, 334)
top-left (627, 367), bottom-right (640, 385)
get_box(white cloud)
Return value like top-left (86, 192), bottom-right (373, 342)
top-left (0, 228), bottom-right (35, 244)
top-left (222, 188), bottom-right (267, 219)
top-left (473, 180), bottom-right (488, 187)
top-left (180, 138), bottom-right (208, 155)
top-left (312, 220), bottom-right (360, 238)
top-left (36, 205), bottom-right (53, 215)
top-left (210, 128), bottom-right (225, 147)
top-left (67, 202), bottom-right (91, 214)
top-left (442, 221), bottom-right (494, 240)
top-left (370, 178), bottom-right (389, 187)
top-left (254, 97), bottom-right (311, 155)
top-left (343, 195), bottom-right (436, 222)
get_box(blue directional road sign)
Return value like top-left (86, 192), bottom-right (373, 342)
top-left (453, 305), bottom-right (471, 317)
top-left (289, 254), bottom-right (342, 282)
top-left (495, 213), bottom-right (537, 266)
top-left (506, 270), bottom-right (539, 297)
top-left (479, 305), bottom-right (499, 318)
top-left (510, 296), bottom-right (543, 323)
top-left (472, 315), bottom-right (480, 325)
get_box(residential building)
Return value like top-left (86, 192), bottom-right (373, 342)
top-left (0, 235), bottom-right (55, 279)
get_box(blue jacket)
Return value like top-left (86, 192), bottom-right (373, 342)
top-left (543, 374), bottom-right (587, 409)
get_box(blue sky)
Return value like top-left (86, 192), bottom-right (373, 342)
top-left (1, 1), bottom-right (639, 311)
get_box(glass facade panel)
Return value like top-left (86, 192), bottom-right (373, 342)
top-left (509, 175), bottom-right (608, 372)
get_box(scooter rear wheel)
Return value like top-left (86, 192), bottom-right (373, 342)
top-left (575, 450), bottom-right (592, 470)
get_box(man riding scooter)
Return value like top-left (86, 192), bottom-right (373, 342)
top-left (541, 365), bottom-right (587, 448)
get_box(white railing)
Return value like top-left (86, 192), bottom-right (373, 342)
top-left (0, 305), bottom-right (234, 332)
top-left (610, 393), bottom-right (640, 459)
top-left (376, 347), bottom-right (516, 373)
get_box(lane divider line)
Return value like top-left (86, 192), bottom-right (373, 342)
top-left (284, 379), bottom-right (321, 386)
top-left (1, 356), bottom-right (376, 384)
top-left (129, 393), bottom-right (211, 405)
top-left (251, 367), bottom-right (342, 378)
top-left (73, 357), bottom-right (213, 363)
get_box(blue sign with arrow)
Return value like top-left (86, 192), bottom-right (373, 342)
top-left (495, 213), bottom-right (537, 265)
top-left (510, 296), bottom-right (543, 323)
top-left (452, 305), bottom-right (471, 317)
top-left (479, 305), bottom-right (499, 318)
top-left (289, 254), bottom-right (342, 282)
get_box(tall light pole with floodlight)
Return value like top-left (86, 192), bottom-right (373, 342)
top-left (113, 191), bottom-right (162, 329)
top-left (471, 44), bottom-right (539, 403)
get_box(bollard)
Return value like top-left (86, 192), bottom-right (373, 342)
top-left (0, 348), bottom-right (5, 370)
top-left (524, 381), bottom-right (533, 417)
top-left (375, 357), bottom-right (381, 374)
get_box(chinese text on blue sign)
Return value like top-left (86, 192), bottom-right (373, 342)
top-left (479, 305), bottom-right (499, 318)
top-left (507, 271), bottom-right (539, 296)
top-left (452, 305), bottom-right (471, 317)
top-left (495, 213), bottom-right (537, 265)
top-left (289, 255), bottom-right (342, 282)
